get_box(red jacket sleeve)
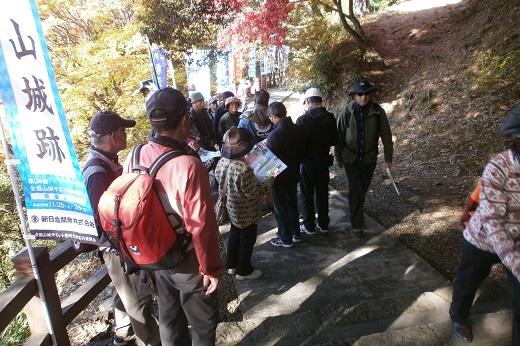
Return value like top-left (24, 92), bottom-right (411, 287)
top-left (182, 160), bottom-right (223, 277)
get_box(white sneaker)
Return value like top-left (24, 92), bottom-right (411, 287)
top-left (300, 224), bottom-right (316, 235)
top-left (227, 268), bottom-right (236, 275)
top-left (317, 225), bottom-right (329, 234)
top-left (236, 269), bottom-right (263, 280)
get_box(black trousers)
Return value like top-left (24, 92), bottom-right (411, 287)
top-left (272, 180), bottom-right (299, 243)
top-left (450, 239), bottom-right (520, 345)
top-left (227, 223), bottom-right (258, 276)
top-left (300, 158), bottom-right (330, 231)
top-left (344, 162), bottom-right (376, 229)
top-left (154, 254), bottom-right (218, 346)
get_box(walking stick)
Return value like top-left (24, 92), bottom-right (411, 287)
top-left (386, 167), bottom-right (401, 196)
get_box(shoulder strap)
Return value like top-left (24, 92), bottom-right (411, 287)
top-left (81, 157), bottom-right (115, 182)
top-left (129, 144), bottom-right (146, 173)
top-left (82, 157), bottom-right (110, 174)
top-left (130, 143), bottom-right (187, 177)
top-left (149, 150), bottom-right (186, 178)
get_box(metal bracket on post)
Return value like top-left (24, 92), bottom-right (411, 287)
top-left (5, 158), bottom-right (20, 166)
top-left (23, 233), bottom-right (36, 241)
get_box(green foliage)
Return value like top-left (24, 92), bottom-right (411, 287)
top-left (468, 49), bottom-right (520, 99)
top-left (285, 7), bottom-right (345, 93)
top-left (368, 0), bottom-right (399, 12)
top-left (0, 313), bottom-right (29, 346)
top-left (0, 160), bottom-right (24, 291)
top-left (308, 50), bottom-right (342, 95)
top-left (0, 150), bottom-right (27, 345)
top-left (39, 0), bottom-right (153, 160)
top-left (138, 1), bottom-right (240, 61)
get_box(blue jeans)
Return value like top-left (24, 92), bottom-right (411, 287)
top-left (300, 158), bottom-right (330, 231)
top-left (272, 181), bottom-right (299, 243)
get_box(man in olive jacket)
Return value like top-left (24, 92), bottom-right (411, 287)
top-left (335, 80), bottom-right (393, 236)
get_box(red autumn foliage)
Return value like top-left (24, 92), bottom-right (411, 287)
top-left (218, 0), bottom-right (294, 50)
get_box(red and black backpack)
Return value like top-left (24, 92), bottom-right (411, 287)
top-left (98, 144), bottom-right (191, 273)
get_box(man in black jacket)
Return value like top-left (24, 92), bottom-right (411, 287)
top-left (213, 91), bottom-right (234, 144)
top-left (297, 88), bottom-right (339, 235)
top-left (83, 111), bottom-right (160, 346)
top-left (266, 102), bottom-right (306, 247)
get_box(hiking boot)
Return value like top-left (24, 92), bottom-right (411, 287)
top-left (292, 234), bottom-right (302, 243)
top-left (227, 268), bottom-right (236, 275)
top-left (300, 224), bottom-right (316, 235)
top-left (452, 321), bottom-right (473, 342)
top-left (236, 269), bottom-right (263, 280)
top-left (113, 334), bottom-right (136, 346)
top-left (317, 225), bottom-right (329, 234)
top-left (270, 237), bottom-right (294, 248)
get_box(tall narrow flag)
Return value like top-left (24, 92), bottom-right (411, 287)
top-left (0, 1), bottom-right (97, 243)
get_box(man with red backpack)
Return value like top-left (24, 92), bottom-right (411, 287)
top-left (82, 111), bottom-right (160, 346)
top-left (124, 87), bottom-right (223, 345)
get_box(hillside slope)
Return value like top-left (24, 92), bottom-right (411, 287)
top-left (327, 0), bottom-right (520, 282)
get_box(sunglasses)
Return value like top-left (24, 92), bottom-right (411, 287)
top-left (356, 92), bottom-right (370, 97)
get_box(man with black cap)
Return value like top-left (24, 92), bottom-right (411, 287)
top-left (450, 105), bottom-right (520, 344)
top-left (208, 96), bottom-right (218, 122)
top-left (83, 111), bottom-right (160, 346)
top-left (335, 79), bottom-right (393, 237)
top-left (297, 87), bottom-right (338, 236)
top-left (127, 87), bottom-right (222, 345)
top-left (187, 91), bottom-right (217, 152)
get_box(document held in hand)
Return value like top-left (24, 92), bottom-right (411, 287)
top-left (245, 140), bottom-right (287, 182)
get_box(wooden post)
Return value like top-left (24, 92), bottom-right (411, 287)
top-left (13, 247), bottom-right (70, 346)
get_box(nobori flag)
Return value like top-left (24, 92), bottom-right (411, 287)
top-left (0, 1), bottom-right (97, 243)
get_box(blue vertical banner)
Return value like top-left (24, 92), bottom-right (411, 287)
top-left (0, 0), bottom-right (97, 243)
top-left (151, 47), bottom-right (169, 88)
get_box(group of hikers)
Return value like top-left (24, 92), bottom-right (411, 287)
top-left (79, 76), bottom-right (520, 345)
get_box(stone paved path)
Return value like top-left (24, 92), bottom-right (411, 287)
top-left (215, 88), bottom-right (512, 345)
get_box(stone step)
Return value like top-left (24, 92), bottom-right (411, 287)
top-left (350, 309), bottom-right (512, 346)
top-left (216, 293), bottom-right (510, 345)
top-left (217, 308), bottom-right (511, 345)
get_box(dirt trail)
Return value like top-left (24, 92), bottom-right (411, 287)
top-left (329, 0), bottom-right (509, 295)
top-left (364, 0), bottom-right (467, 101)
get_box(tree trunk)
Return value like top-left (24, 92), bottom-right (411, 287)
top-left (209, 49), bottom-right (217, 96)
top-left (334, 0), bottom-right (369, 51)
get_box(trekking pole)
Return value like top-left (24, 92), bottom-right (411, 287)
top-left (386, 166), bottom-right (401, 196)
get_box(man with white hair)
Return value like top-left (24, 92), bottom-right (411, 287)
top-left (297, 88), bottom-right (338, 236)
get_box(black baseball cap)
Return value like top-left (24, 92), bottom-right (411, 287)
top-left (89, 111), bottom-right (136, 136)
top-left (146, 87), bottom-right (187, 123)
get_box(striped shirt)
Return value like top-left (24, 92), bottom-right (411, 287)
top-left (464, 149), bottom-right (520, 280)
top-left (215, 158), bottom-right (268, 228)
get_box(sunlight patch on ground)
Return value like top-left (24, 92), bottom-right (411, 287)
top-left (256, 227), bottom-right (278, 245)
top-left (388, 0), bottom-right (462, 13)
top-left (244, 245), bottom-right (379, 320)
